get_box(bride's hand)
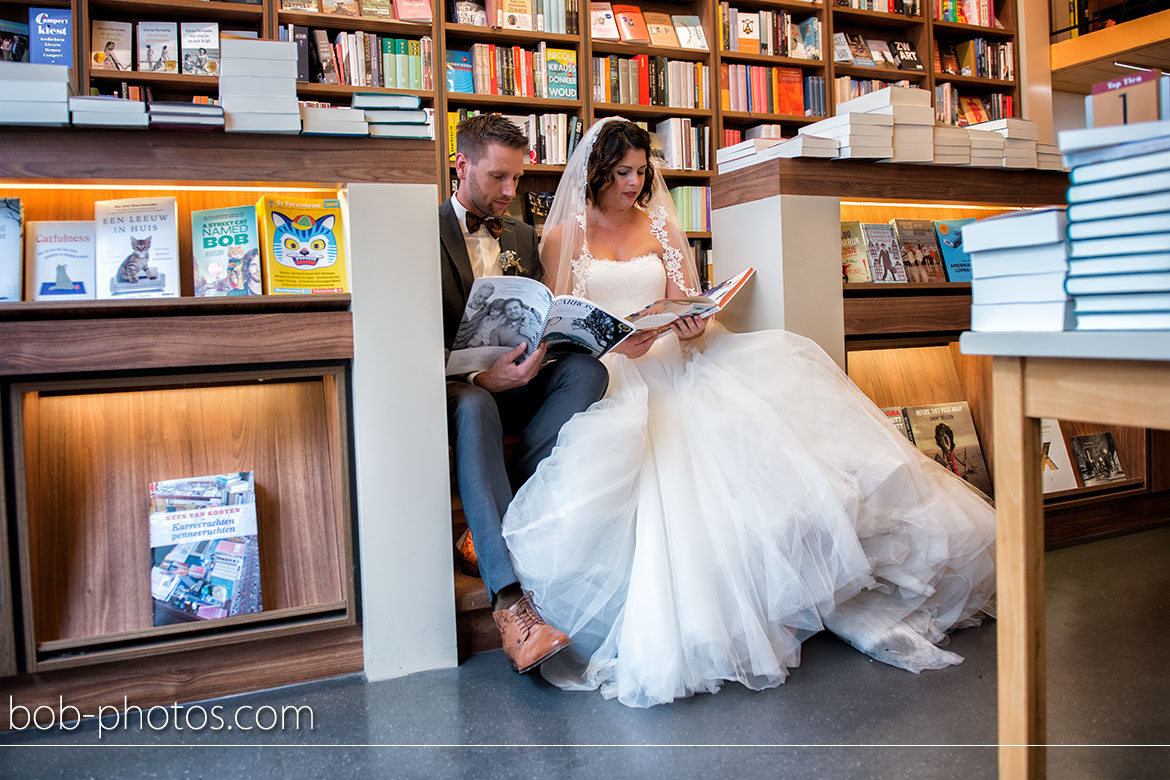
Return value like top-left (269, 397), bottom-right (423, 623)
top-left (671, 315), bottom-right (707, 340)
top-left (613, 330), bottom-right (658, 359)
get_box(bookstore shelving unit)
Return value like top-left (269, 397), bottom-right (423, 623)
top-left (0, 126), bottom-right (437, 717)
top-left (711, 157), bottom-right (1170, 546)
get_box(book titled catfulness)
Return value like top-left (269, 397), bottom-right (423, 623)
top-left (446, 268), bottom-right (754, 374)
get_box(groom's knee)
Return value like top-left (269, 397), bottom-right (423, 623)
top-left (551, 354), bottom-right (609, 403)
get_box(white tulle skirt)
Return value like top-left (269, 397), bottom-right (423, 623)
top-left (501, 324), bottom-right (996, 708)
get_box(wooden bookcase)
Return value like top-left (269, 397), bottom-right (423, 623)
top-left (711, 157), bottom-right (1168, 547)
top-left (0, 127), bottom-right (437, 718)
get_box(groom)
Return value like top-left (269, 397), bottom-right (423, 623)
top-left (439, 114), bottom-right (609, 673)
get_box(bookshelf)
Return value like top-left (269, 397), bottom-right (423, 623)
top-left (711, 157), bottom-right (1167, 546)
top-left (0, 126), bottom-right (440, 718)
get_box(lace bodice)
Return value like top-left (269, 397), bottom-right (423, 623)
top-left (582, 255), bottom-right (667, 315)
top-left (571, 205), bottom-right (698, 300)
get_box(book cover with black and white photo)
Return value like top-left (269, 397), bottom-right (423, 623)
top-left (1070, 432), bottom-right (1127, 487)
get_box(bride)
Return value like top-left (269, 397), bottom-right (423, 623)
top-left (501, 118), bottom-right (996, 708)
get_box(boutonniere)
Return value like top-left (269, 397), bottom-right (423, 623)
top-left (499, 250), bottom-right (523, 276)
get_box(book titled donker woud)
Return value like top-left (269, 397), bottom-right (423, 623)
top-left (256, 195), bottom-right (348, 294)
top-left (149, 472), bottom-right (262, 626)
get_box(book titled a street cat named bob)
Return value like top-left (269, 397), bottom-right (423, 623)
top-left (445, 267), bottom-right (755, 375)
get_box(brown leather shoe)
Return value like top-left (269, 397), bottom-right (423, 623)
top-left (492, 592), bottom-right (571, 673)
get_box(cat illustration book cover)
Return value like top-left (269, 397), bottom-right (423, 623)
top-left (256, 195), bottom-right (348, 294)
top-left (25, 220), bottom-right (96, 300)
top-left (192, 205), bottom-right (261, 296)
top-left (0, 198), bottom-right (22, 301)
top-left (94, 196), bottom-right (180, 299)
top-left (149, 472), bottom-right (262, 626)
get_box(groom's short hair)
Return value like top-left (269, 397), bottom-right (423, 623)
top-left (457, 115), bottom-right (528, 163)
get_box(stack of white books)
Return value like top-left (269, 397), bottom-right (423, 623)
top-left (69, 95), bottom-right (148, 128)
top-left (0, 61), bottom-right (71, 126)
top-left (148, 100), bottom-right (225, 130)
top-left (799, 113), bottom-right (892, 159)
top-left (962, 208), bottom-right (1072, 331)
top-left (353, 92), bottom-right (432, 139)
top-left (218, 37), bottom-right (300, 134)
top-left (1036, 142), bottom-right (1063, 170)
top-left (759, 134), bottom-right (838, 160)
top-left (300, 105), bottom-right (368, 136)
top-left (970, 118), bottom-right (1038, 168)
top-left (716, 138), bottom-right (783, 173)
top-left (932, 124), bottom-right (971, 165)
top-left (967, 128), bottom-right (1005, 167)
top-left (1059, 119), bottom-right (1170, 331)
top-left (745, 124), bottom-right (784, 140)
top-left (835, 87), bottom-right (934, 163)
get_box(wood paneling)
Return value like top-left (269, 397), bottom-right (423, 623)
top-left (1046, 492), bottom-right (1170, 546)
top-left (0, 311), bottom-right (353, 374)
top-left (846, 345), bottom-right (967, 409)
top-left (15, 372), bottom-right (347, 662)
top-left (1023, 358), bottom-right (1170, 432)
top-left (712, 158), bottom-right (1068, 210)
top-left (2, 624), bottom-right (363, 730)
top-left (0, 430), bottom-right (14, 678)
top-left (844, 295), bottom-right (971, 335)
top-left (1150, 430), bottom-right (1170, 493)
top-left (0, 128), bottom-right (437, 186)
top-left (0, 293), bottom-right (351, 322)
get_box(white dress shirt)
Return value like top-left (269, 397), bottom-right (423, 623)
top-left (450, 195), bottom-right (502, 280)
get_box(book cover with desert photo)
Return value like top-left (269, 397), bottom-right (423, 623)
top-left (905, 401), bottom-right (993, 500)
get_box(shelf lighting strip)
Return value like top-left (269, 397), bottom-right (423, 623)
top-left (840, 201), bottom-right (1029, 211)
top-left (0, 182), bottom-right (338, 193)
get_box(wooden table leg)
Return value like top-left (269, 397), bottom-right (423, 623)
top-left (991, 356), bottom-right (1047, 779)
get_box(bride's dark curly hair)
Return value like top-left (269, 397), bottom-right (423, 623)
top-left (586, 119), bottom-right (656, 209)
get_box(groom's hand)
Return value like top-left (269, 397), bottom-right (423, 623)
top-left (474, 342), bottom-right (548, 392)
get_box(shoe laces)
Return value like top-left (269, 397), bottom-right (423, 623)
top-left (514, 591), bottom-right (543, 632)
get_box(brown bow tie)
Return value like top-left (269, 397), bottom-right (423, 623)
top-left (465, 212), bottom-right (503, 239)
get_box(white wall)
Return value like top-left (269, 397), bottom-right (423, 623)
top-left (1053, 90), bottom-right (1089, 137)
top-left (347, 182), bottom-right (459, 680)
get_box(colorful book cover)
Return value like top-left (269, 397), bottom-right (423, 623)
top-left (1040, 418), bottom-right (1078, 494)
top-left (28, 7), bottom-right (72, 66)
top-left (933, 218), bottom-right (975, 282)
top-left (860, 222), bottom-right (906, 283)
top-left (844, 33), bottom-right (874, 67)
top-left (360, 0), bottom-right (396, 18)
top-left (590, 2), bottom-right (620, 41)
top-left (257, 196), bottom-right (348, 294)
top-left (453, 0), bottom-right (487, 25)
top-left (90, 19), bottom-right (132, 71)
top-left (181, 22), bottom-right (220, 75)
top-left (798, 17), bottom-right (819, 60)
top-left (192, 205), bottom-right (261, 297)
top-left (881, 406), bottom-right (915, 445)
top-left (545, 48), bottom-right (577, 99)
top-left (445, 49), bottom-right (473, 93)
top-left (776, 67), bottom-right (803, 116)
top-left (25, 220), bottom-right (96, 301)
top-left (500, 0), bottom-right (532, 30)
top-left (613, 4), bottom-right (650, 44)
top-left (137, 21), bottom-right (178, 74)
top-left (643, 11), bottom-right (678, 47)
top-left (840, 220), bottom-right (872, 283)
top-left (905, 401), bottom-right (994, 500)
top-left (323, 0), bottom-right (360, 14)
top-left (149, 472), bottom-right (262, 627)
top-left (891, 218), bottom-right (946, 283)
top-left (1070, 432), bottom-right (1127, 487)
top-left (282, 0), bottom-right (321, 10)
top-left (0, 19), bottom-right (30, 63)
top-left (393, 0), bottom-right (433, 23)
top-left (94, 197), bottom-right (180, 299)
top-left (890, 40), bottom-right (923, 71)
top-left (671, 14), bottom-right (707, 51)
top-left (0, 199), bottom-right (22, 301)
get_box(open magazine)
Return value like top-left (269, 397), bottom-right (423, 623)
top-left (445, 268), bottom-right (755, 375)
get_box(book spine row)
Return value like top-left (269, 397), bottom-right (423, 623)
top-left (720, 63), bottom-right (808, 116)
top-left (445, 109), bottom-right (580, 165)
top-left (832, 0), bottom-right (921, 14)
top-left (691, 239), bottom-right (713, 292)
top-left (667, 185), bottom-right (711, 233)
top-left (933, 0), bottom-right (991, 25)
top-left (934, 83), bottom-right (1012, 126)
top-left (718, 4), bottom-right (821, 59)
top-left (284, 26), bottom-right (431, 90)
top-left (464, 42), bottom-right (570, 99)
top-left (833, 75), bottom-right (913, 105)
top-left (590, 56), bottom-right (710, 110)
top-left (655, 117), bottom-right (709, 171)
top-left (472, 0), bottom-right (578, 34)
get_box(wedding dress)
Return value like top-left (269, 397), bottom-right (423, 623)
top-left (501, 219), bottom-right (996, 708)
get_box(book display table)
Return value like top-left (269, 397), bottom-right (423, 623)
top-left (959, 330), bottom-right (1170, 780)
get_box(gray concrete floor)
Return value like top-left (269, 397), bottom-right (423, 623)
top-left (2, 527), bottom-right (1168, 779)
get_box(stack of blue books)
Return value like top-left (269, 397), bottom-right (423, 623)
top-left (1059, 119), bottom-right (1170, 331)
top-left (352, 92), bottom-right (431, 139)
